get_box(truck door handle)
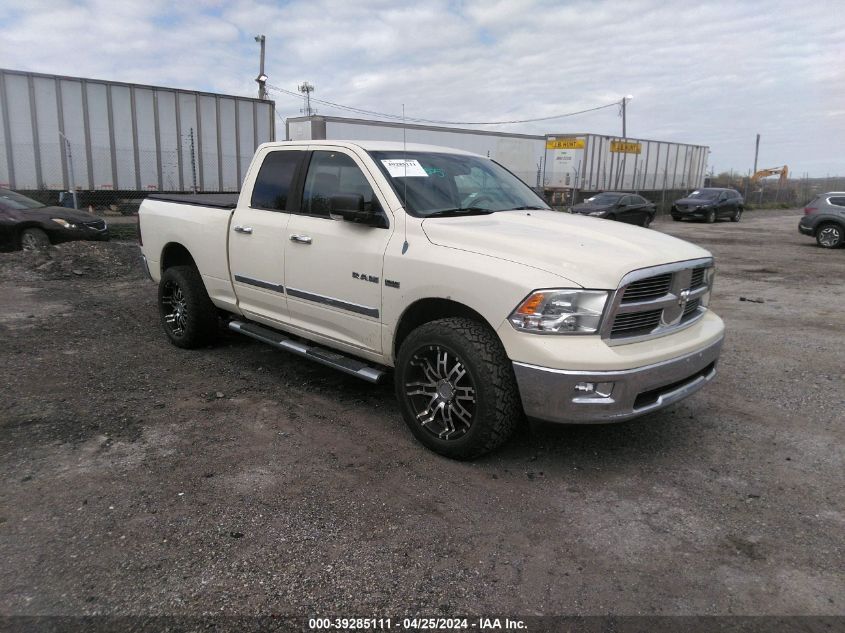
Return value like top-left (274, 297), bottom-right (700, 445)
top-left (233, 225), bottom-right (253, 234)
top-left (290, 234), bottom-right (312, 244)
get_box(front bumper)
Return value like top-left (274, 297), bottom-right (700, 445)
top-left (513, 335), bottom-right (723, 424)
top-left (52, 226), bottom-right (110, 243)
top-left (671, 207), bottom-right (709, 219)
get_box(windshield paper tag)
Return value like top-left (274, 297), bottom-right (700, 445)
top-left (381, 159), bottom-right (429, 178)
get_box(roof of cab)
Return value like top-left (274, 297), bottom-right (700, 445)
top-left (257, 139), bottom-right (481, 157)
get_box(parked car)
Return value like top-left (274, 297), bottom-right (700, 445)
top-left (671, 188), bottom-right (743, 223)
top-left (0, 188), bottom-right (109, 250)
top-left (139, 140), bottom-right (724, 459)
top-left (570, 192), bottom-right (656, 227)
top-left (798, 192), bottom-right (845, 248)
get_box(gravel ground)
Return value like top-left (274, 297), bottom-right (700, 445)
top-left (0, 210), bottom-right (842, 618)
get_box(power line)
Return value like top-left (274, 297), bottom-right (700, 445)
top-left (265, 83), bottom-right (620, 126)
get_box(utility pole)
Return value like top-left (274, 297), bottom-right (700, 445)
top-left (58, 131), bottom-right (78, 209)
top-left (299, 82), bottom-right (315, 116)
top-left (621, 95), bottom-right (633, 138)
top-left (254, 35), bottom-right (267, 100)
top-left (753, 133), bottom-right (760, 175)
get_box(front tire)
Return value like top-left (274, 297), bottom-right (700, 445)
top-left (394, 318), bottom-right (521, 460)
top-left (705, 209), bottom-right (716, 223)
top-left (816, 223), bottom-right (844, 248)
top-left (731, 208), bottom-right (743, 222)
top-left (158, 265), bottom-right (218, 348)
top-left (20, 228), bottom-right (50, 250)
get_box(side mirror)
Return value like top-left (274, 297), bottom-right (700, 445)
top-left (330, 194), bottom-right (385, 227)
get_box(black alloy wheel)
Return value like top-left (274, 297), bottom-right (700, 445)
top-left (395, 318), bottom-right (521, 459)
top-left (157, 265), bottom-right (219, 348)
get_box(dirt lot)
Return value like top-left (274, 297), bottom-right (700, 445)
top-left (1, 209), bottom-right (842, 618)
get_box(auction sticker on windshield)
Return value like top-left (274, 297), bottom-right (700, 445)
top-left (381, 159), bottom-right (429, 178)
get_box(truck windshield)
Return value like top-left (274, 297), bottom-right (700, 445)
top-left (368, 151), bottom-right (549, 217)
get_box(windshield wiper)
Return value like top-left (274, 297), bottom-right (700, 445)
top-left (425, 207), bottom-right (495, 218)
top-left (506, 205), bottom-right (547, 210)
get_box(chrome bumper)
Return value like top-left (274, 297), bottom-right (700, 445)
top-left (513, 335), bottom-right (724, 424)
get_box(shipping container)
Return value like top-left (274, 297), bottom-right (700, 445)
top-left (0, 68), bottom-right (276, 193)
top-left (543, 133), bottom-right (709, 193)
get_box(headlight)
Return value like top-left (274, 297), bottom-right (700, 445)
top-left (51, 218), bottom-right (76, 228)
top-left (509, 289), bottom-right (608, 334)
top-left (588, 211), bottom-right (604, 216)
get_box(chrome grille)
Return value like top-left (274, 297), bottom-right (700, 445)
top-left (621, 273), bottom-right (672, 303)
top-left (602, 258), bottom-right (714, 345)
top-left (683, 298), bottom-right (701, 317)
top-left (81, 219), bottom-right (107, 231)
top-left (610, 309), bottom-right (663, 338)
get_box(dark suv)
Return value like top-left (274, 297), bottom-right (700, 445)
top-left (798, 192), bottom-right (845, 248)
top-left (671, 188), bottom-right (744, 223)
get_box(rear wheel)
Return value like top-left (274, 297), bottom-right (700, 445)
top-left (816, 223), bottom-right (844, 248)
top-left (20, 228), bottom-right (50, 250)
top-left (158, 265), bottom-right (218, 348)
top-left (394, 318), bottom-right (521, 460)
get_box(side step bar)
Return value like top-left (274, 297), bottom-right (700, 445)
top-left (227, 320), bottom-right (387, 384)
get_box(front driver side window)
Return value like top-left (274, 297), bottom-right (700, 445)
top-left (302, 151), bottom-right (382, 217)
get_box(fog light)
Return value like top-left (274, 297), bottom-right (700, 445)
top-left (595, 382), bottom-right (614, 398)
top-left (574, 381), bottom-right (614, 398)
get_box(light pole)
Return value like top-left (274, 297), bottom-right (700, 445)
top-left (255, 35), bottom-right (267, 100)
top-left (58, 131), bottom-right (78, 209)
top-left (621, 95), bottom-right (633, 138)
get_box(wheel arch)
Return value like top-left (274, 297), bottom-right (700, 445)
top-left (160, 242), bottom-right (197, 274)
top-left (392, 297), bottom-right (495, 363)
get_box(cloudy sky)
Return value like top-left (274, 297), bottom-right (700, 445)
top-left (1, 0), bottom-right (843, 176)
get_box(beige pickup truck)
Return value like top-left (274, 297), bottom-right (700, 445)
top-left (139, 140), bottom-right (724, 459)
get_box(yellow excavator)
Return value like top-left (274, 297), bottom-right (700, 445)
top-left (751, 165), bottom-right (789, 184)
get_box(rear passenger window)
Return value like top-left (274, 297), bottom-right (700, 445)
top-left (250, 151), bottom-right (303, 210)
top-left (829, 197), bottom-right (845, 207)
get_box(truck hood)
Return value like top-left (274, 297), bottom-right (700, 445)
top-left (421, 210), bottom-right (711, 289)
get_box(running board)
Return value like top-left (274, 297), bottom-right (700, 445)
top-left (227, 320), bottom-right (386, 384)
